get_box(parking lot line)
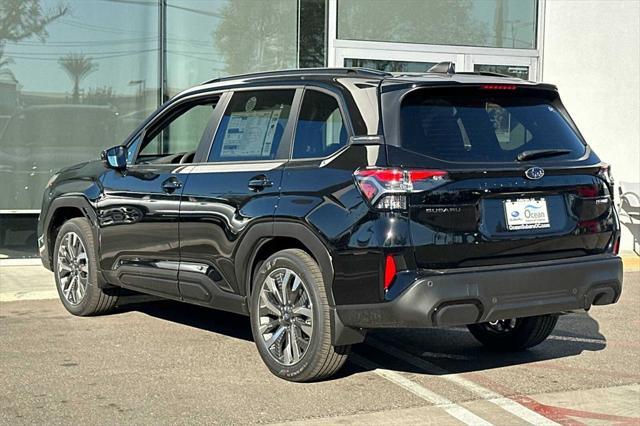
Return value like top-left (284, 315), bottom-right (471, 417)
top-left (547, 335), bottom-right (606, 344)
top-left (350, 353), bottom-right (494, 426)
top-left (366, 337), bottom-right (560, 426)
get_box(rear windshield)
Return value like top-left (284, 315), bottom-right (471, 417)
top-left (400, 89), bottom-right (586, 162)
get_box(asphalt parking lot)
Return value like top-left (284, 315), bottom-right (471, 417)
top-left (1, 265), bottom-right (639, 425)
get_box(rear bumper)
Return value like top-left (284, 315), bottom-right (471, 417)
top-left (337, 254), bottom-right (623, 329)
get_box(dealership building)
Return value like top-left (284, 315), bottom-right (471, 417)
top-left (0, 0), bottom-right (638, 259)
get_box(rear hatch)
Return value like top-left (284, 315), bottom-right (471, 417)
top-left (381, 83), bottom-right (617, 268)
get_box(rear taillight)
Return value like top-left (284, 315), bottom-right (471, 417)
top-left (577, 185), bottom-right (599, 197)
top-left (354, 167), bottom-right (449, 210)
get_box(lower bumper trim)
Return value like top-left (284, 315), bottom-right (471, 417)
top-left (337, 255), bottom-right (623, 329)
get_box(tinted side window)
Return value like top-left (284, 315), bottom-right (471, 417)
top-left (293, 90), bottom-right (348, 159)
top-left (208, 90), bottom-right (295, 162)
top-left (137, 100), bottom-right (218, 164)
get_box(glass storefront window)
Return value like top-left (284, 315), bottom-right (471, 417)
top-left (299, 0), bottom-right (327, 68)
top-left (0, 214), bottom-right (38, 259)
top-left (0, 0), bottom-right (537, 259)
top-left (337, 0), bottom-right (538, 49)
top-left (0, 0), bottom-right (159, 257)
top-left (474, 64), bottom-right (529, 79)
top-left (166, 0), bottom-right (299, 97)
top-left (344, 58), bottom-right (437, 73)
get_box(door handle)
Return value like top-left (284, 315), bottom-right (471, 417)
top-left (162, 177), bottom-right (183, 193)
top-left (248, 175), bottom-right (274, 191)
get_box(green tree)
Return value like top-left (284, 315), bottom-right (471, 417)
top-left (214, 0), bottom-right (297, 75)
top-left (0, 0), bottom-right (68, 69)
top-left (0, 0), bottom-right (67, 42)
top-left (338, 0), bottom-right (487, 48)
top-left (58, 53), bottom-right (98, 103)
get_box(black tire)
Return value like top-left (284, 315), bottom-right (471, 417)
top-left (467, 314), bottom-right (558, 351)
top-left (53, 217), bottom-right (119, 316)
top-left (249, 249), bottom-right (350, 382)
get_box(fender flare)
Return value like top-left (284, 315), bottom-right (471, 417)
top-left (43, 195), bottom-right (103, 278)
top-left (234, 221), bottom-right (365, 345)
top-left (234, 221), bottom-right (335, 305)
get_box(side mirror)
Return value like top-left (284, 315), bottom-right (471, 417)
top-left (101, 145), bottom-right (127, 170)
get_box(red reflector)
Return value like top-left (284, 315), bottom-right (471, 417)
top-left (384, 255), bottom-right (397, 290)
top-left (613, 236), bottom-right (620, 255)
top-left (480, 84), bottom-right (517, 90)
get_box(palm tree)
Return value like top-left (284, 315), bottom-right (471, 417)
top-left (58, 53), bottom-right (98, 103)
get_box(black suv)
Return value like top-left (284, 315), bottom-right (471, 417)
top-left (39, 66), bottom-right (623, 382)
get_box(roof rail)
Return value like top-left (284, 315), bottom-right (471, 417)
top-left (201, 67), bottom-right (392, 85)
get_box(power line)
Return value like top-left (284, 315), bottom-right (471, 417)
top-left (7, 36), bottom-right (215, 50)
top-left (94, 0), bottom-right (224, 18)
top-left (6, 49), bottom-right (228, 64)
top-left (59, 19), bottom-right (156, 36)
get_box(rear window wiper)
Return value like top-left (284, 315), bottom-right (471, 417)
top-left (516, 149), bottom-right (572, 161)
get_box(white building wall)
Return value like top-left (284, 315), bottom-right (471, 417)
top-left (542, 0), bottom-right (640, 253)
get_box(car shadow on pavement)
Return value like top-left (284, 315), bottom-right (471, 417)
top-left (111, 294), bottom-right (606, 380)
top-left (349, 312), bottom-right (606, 377)
top-left (114, 295), bottom-right (254, 342)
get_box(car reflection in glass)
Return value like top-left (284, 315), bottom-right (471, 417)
top-left (98, 206), bottom-right (144, 227)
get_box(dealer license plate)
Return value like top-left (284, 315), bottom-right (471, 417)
top-left (504, 198), bottom-right (550, 230)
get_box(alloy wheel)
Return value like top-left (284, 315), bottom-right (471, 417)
top-left (56, 232), bottom-right (89, 306)
top-left (257, 268), bottom-right (313, 366)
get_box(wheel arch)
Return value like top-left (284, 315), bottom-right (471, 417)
top-left (44, 196), bottom-right (100, 270)
top-left (235, 221), bottom-right (335, 305)
top-left (236, 221), bottom-right (365, 346)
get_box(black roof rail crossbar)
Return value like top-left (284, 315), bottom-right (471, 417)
top-left (201, 67), bottom-right (392, 85)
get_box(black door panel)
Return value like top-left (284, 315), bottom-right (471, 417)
top-left (98, 165), bottom-right (188, 297)
top-left (178, 88), bottom-right (298, 299)
top-left (178, 163), bottom-right (284, 295)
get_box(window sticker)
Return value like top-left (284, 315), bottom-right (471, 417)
top-left (219, 107), bottom-right (283, 158)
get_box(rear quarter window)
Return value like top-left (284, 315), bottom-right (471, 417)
top-left (400, 89), bottom-right (586, 163)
